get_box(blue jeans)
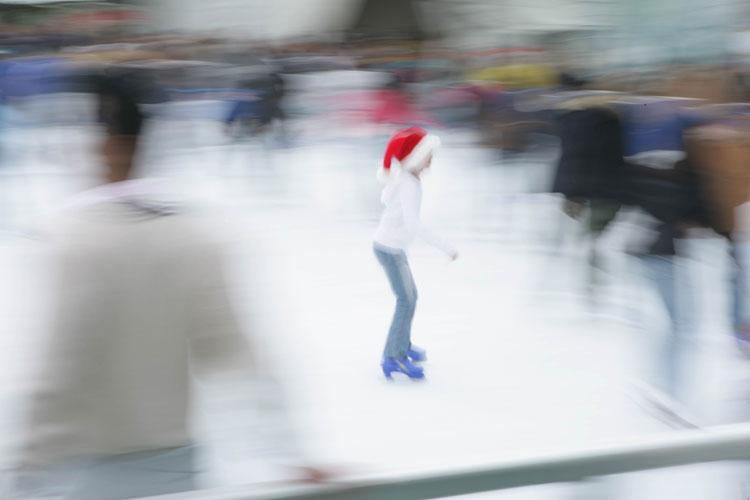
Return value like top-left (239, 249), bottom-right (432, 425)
top-left (730, 242), bottom-right (750, 332)
top-left (374, 244), bottom-right (418, 359)
top-left (639, 255), bottom-right (687, 399)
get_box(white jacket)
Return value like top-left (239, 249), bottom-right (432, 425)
top-left (373, 169), bottom-right (455, 255)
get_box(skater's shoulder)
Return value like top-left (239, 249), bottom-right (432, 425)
top-left (387, 169), bottom-right (419, 188)
top-left (396, 171), bottom-right (422, 196)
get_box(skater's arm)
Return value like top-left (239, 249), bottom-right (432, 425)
top-left (186, 237), bottom-right (312, 467)
top-left (418, 225), bottom-right (458, 259)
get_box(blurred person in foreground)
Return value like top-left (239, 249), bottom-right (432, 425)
top-left (3, 69), bottom-right (324, 500)
top-left (373, 127), bottom-right (458, 380)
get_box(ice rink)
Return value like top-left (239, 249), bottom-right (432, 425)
top-left (1, 104), bottom-right (749, 499)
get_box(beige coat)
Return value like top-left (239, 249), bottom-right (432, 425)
top-left (16, 189), bottom-right (270, 468)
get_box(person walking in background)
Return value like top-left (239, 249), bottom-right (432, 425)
top-left (224, 68), bottom-right (287, 146)
top-left (373, 126), bottom-right (458, 380)
top-left (619, 157), bottom-right (707, 427)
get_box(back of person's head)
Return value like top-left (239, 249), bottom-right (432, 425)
top-left (85, 68), bottom-right (164, 182)
top-left (94, 70), bottom-right (146, 139)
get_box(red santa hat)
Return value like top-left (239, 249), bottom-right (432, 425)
top-left (378, 126), bottom-right (441, 182)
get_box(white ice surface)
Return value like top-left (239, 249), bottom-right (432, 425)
top-left (1, 112), bottom-right (749, 499)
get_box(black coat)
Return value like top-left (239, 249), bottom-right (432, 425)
top-left (552, 107), bottom-right (625, 200)
top-left (620, 161), bottom-right (707, 255)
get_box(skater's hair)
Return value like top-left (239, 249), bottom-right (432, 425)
top-left (90, 68), bottom-right (165, 141)
top-left (94, 73), bottom-right (145, 139)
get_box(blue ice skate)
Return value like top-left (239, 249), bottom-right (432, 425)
top-left (407, 345), bottom-right (427, 362)
top-left (382, 357), bottom-right (424, 379)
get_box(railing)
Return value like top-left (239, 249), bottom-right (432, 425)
top-left (144, 422), bottom-right (750, 500)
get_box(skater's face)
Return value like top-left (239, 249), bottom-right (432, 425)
top-left (415, 155), bottom-right (432, 177)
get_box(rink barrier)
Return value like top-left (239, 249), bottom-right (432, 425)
top-left (143, 422), bottom-right (750, 500)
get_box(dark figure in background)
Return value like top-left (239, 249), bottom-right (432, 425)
top-left (225, 70), bottom-right (288, 145)
top-left (552, 105), bottom-right (625, 293)
top-left (619, 157), bottom-right (710, 423)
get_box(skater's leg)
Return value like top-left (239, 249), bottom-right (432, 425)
top-left (374, 246), bottom-right (418, 360)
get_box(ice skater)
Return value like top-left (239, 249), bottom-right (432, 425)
top-left (373, 126), bottom-right (458, 380)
